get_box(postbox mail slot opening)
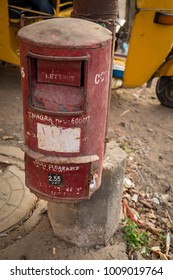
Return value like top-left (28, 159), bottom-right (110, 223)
top-left (37, 59), bottom-right (84, 87)
top-left (30, 84), bottom-right (85, 114)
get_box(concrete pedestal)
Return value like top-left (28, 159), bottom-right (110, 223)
top-left (48, 141), bottom-right (126, 247)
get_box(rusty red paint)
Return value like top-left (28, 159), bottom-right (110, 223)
top-left (25, 154), bottom-right (92, 201)
top-left (30, 83), bottom-right (85, 113)
top-left (18, 18), bottom-right (112, 201)
top-left (18, 18), bottom-right (112, 48)
top-left (37, 60), bottom-right (82, 86)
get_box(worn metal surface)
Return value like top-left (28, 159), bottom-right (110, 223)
top-left (22, 144), bottom-right (99, 164)
top-left (18, 18), bottom-right (112, 48)
top-left (19, 18), bottom-right (112, 201)
top-left (71, 1), bottom-right (118, 155)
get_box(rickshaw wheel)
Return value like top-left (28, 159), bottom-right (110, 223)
top-left (156, 76), bottom-right (173, 108)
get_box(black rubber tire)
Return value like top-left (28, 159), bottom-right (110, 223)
top-left (156, 76), bottom-right (173, 108)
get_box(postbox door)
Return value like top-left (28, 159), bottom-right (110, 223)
top-left (27, 53), bottom-right (89, 115)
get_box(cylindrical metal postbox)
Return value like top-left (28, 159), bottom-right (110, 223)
top-left (18, 18), bottom-right (112, 202)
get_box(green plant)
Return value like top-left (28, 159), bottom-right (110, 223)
top-left (123, 218), bottom-right (149, 252)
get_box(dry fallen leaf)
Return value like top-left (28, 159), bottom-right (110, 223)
top-left (146, 224), bottom-right (162, 236)
top-left (160, 194), bottom-right (170, 204)
top-left (165, 210), bottom-right (173, 225)
top-left (122, 198), bottom-right (145, 226)
top-left (166, 221), bottom-right (172, 228)
top-left (139, 198), bottom-right (153, 209)
top-left (151, 246), bottom-right (161, 251)
top-left (160, 217), bottom-right (169, 224)
top-left (145, 211), bottom-right (157, 219)
top-left (152, 250), bottom-right (168, 260)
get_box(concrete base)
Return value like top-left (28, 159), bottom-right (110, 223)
top-left (48, 141), bottom-right (127, 247)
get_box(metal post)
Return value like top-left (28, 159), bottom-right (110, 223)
top-left (72, 0), bottom-right (118, 34)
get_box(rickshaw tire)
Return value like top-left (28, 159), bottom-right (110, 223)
top-left (156, 76), bottom-right (173, 108)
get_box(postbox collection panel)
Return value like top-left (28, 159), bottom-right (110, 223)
top-left (19, 18), bottom-right (112, 201)
top-left (25, 155), bottom-right (91, 200)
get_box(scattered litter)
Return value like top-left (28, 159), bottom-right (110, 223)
top-left (52, 247), bottom-right (56, 256)
top-left (18, 140), bottom-right (24, 144)
top-left (134, 164), bottom-right (146, 185)
top-left (128, 156), bottom-right (134, 161)
top-left (2, 135), bottom-right (14, 140)
top-left (165, 210), bottom-right (173, 225)
top-left (145, 211), bottom-right (156, 220)
top-left (152, 249), bottom-right (168, 260)
top-left (151, 246), bottom-right (160, 251)
top-left (112, 78), bottom-right (123, 89)
top-left (160, 217), bottom-right (169, 224)
top-left (123, 177), bottom-right (134, 188)
top-left (167, 133), bottom-right (173, 140)
top-left (122, 198), bottom-right (145, 226)
top-left (0, 233), bottom-right (8, 237)
top-left (139, 198), bottom-right (153, 209)
top-left (146, 225), bottom-right (162, 236)
top-left (131, 194), bottom-right (138, 203)
top-left (166, 232), bottom-right (171, 255)
top-left (149, 197), bottom-right (160, 205)
top-left (16, 235), bottom-right (22, 240)
top-left (132, 93), bottom-right (139, 98)
top-left (120, 109), bottom-right (130, 117)
top-left (160, 194), bottom-right (170, 204)
top-left (122, 171), bottom-right (173, 260)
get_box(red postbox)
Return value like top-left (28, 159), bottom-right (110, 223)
top-left (18, 18), bottom-right (112, 201)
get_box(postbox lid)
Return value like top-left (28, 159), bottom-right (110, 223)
top-left (18, 18), bottom-right (112, 49)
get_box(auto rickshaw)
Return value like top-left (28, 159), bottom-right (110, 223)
top-left (0, 0), bottom-right (73, 65)
top-left (114, 0), bottom-right (173, 108)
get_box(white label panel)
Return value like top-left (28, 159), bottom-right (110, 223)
top-left (37, 123), bottom-right (81, 153)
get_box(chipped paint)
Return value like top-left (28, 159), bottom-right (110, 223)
top-left (37, 123), bottom-right (81, 153)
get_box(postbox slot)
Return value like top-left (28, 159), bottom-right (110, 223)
top-left (30, 84), bottom-right (85, 114)
top-left (37, 59), bottom-right (82, 87)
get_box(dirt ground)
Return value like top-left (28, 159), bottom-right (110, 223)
top-left (0, 63), bottom-right (173, 260)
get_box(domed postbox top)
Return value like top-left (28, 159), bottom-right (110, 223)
top-left (18, 18), bottom-right (112, 49)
